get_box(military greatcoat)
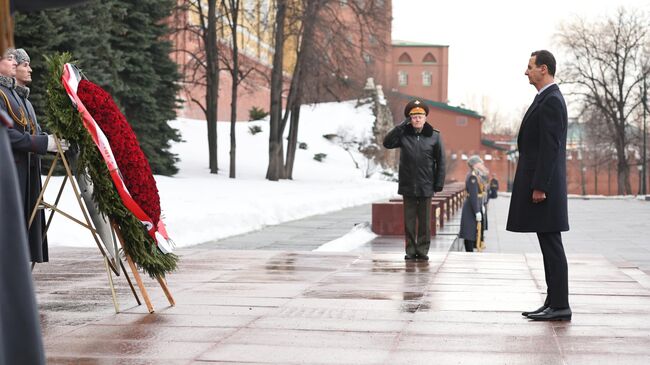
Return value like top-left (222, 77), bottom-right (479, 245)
top-left (0, 76), bottom-right (49, 262)
top-left (0, 109), bottom-right (46, 365)
top-left (459, 171), bottom-right (483, 241)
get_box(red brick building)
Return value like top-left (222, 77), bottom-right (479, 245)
top-left (388, 41), bottom-right (449, 104)
top-left (378, 41), bottom-right (486, 183)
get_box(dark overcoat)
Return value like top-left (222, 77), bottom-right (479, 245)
top-left (17, 85), bottom-right (49, 262)
top-left (506, 84), bottom-right (569, 232)
top-left (0, 78), bottom-right (49, 262)
top-left (0, 110), bottom-right (46, 365)
top-left (383, 120), bottom-right (446, 197)
top-left (459, 171), bottom-right (482, 241)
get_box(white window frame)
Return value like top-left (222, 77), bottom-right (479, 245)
top-left (422, 71), bottom-right (432, 86)
top-left (398, 71), bottom-right (408, 86)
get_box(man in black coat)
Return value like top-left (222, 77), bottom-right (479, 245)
top-left (507, 50), bottom-right (571, 321)
top-left (383, 99), bottom-right (446, 261)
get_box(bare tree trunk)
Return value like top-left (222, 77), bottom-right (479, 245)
top-left (229, 84), bottom-right (237, 178)
top-left (227, 0), bottom-right (240, 179)
top-left (608, 161), bottom-right (612, 195)
top-left (206, 0), bottom-right (219, 174)
top-left (284, 104), bottom-right (300, 179)
top-left (266, 0), bottom-right (286, 181)
top-left (594, 162), bottom-right (599, 195)
top-left (282, 0), bottom-right (319, 179)
top-left (615, 140), bottom-right (631, 194)
top-left (580, 157), bottom-right (587, 196)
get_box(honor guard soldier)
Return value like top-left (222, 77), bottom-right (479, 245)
top-left (0, 47), bottom-right (69, 264)
top-left (489, 173), bottom-right (499, 199)
top-left (458, 155), bottom-right (486, 252)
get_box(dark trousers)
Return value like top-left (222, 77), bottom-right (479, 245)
top-left (403, 196), bottom-right (431, 257)
top-left (537, 232), bottom-right (569, 308)
top-left (464, 239), bottom-right (475, 252)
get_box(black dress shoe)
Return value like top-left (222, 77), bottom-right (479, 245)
top-left (527, 307), bottom-right (572, 321)
top-left (416, 255), bottom-right (429, 261)
top-left (404, 255), bottom-right (416, 260)
top-left (521, 305), bottom-right (548, 317)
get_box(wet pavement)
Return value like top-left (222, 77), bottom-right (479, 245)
top-left (35, 195), bottom-right (650, 364)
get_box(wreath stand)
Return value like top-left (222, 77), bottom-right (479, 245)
top-left (29, 135), bottom-right (175, 313)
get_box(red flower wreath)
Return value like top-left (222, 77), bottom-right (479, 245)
top-left (77, 80), bottom-right (161, 227)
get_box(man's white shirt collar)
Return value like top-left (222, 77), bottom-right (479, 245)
top-left (537, 82), bottom-right (556, 95)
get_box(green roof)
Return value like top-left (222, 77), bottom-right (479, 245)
top-left (391, 92), bottom-right (482, 119)
top-left (481, 139), bottom-right (509, 151)
top-left (392, 40), bottom-right (449, 48)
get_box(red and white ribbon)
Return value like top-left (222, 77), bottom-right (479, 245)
top-left (61, 63), bottom-right (173, 254)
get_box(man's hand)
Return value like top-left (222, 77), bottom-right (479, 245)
top-left (532, 189), bottom-right (546, 203)
top-left (475, 212), bottom-right (482, 222)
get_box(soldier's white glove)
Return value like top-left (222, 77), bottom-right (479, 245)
top-left (475, 212), bottom-right (482, 222)
top-left (47, 135), bottom-right (70, 153)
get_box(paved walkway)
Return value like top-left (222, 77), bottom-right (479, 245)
top-left (196, 195), bottom-right (650, 275)
top-left (34, 195), bottom-right (650, 364)
top-left (485, 195), bottom-right (650, 274)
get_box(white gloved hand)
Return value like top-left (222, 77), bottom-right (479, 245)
top-left (59, 138), bottom-right (70, 152)
top-left (475, 212), bottom-right (482, 222)
top-left (46, 135), bottom-right (70, 153)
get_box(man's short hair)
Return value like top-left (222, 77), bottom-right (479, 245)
top-left (531, 50), bottom-right (556, 76)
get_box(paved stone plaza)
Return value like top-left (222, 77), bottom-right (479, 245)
top-left (35, 195), bottom-right (650, 364)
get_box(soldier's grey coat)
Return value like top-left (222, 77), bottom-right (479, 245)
top-left (0, 78), bottom-right (49, 262)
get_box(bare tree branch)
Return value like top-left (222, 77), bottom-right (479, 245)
top-left (557, 7), bottom-right (649, 194)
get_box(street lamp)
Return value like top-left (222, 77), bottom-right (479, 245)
top-left (506, 148), bottom-right (518, 192)
top-left (506, 153), bottom-right (511, 192)
top-left (639, 165), bottom-right (644, 195)
top-left (642, 75), bottom-right (648, 195)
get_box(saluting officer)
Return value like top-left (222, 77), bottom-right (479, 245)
top-left (383, 99), bottom-right (446, 261)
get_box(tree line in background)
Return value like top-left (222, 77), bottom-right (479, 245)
top-left (558, 8), bottom-right (649, 195)
top-left (14, 0), bottom-right (181, 175)
top-left (175, 0), bottom-right (389, 180)
top-left (480, 7), bottom-right (649, 195)
top-left (16, 0), bottom-right (389, 180)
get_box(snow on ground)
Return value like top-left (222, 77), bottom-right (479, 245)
top-left (45, 100), bottom-right (397, 249)
top-left (313, 222), bottom-right (377, 252)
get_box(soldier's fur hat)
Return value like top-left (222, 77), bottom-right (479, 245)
top-left (467, 155), bottom-right (483, 168)
top-left (12, 48), bottom-right (29, 64)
